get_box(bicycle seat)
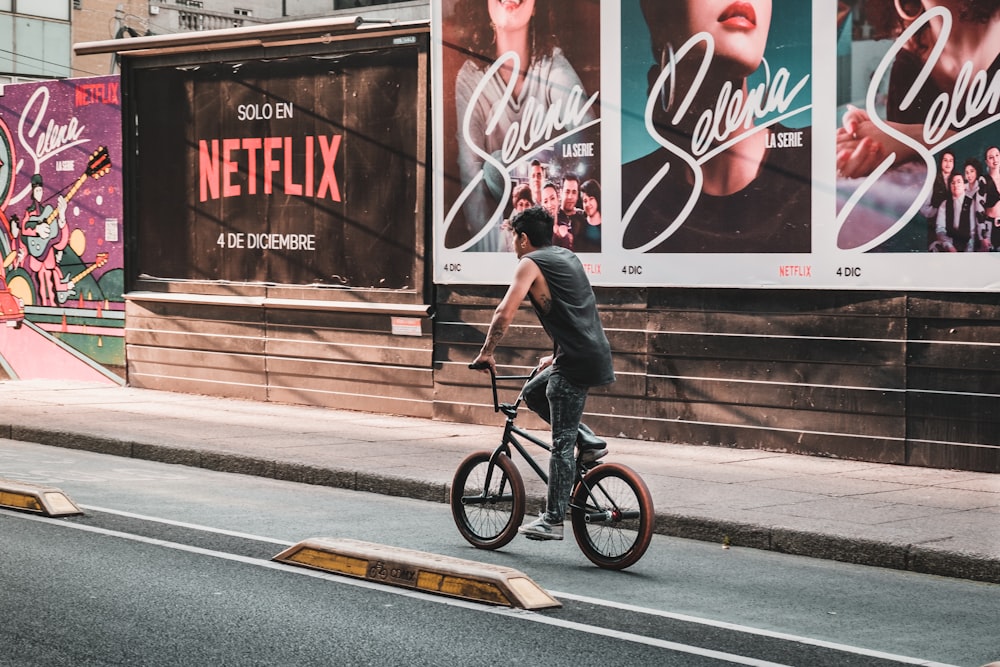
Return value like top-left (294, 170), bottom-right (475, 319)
top-left (499, 402), bottom-right (518, 418)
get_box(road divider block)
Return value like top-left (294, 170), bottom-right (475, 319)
top-left (273, 537), bottom-right (560, 610)
top-left (0, 478), bottom-right (83, 516)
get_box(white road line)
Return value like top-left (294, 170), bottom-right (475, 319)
top-left (5, 509), bottom-right (959, 667)
top-left (78, 504), bottom-right (296, 546)
top-left (551, 591), bottom-right (960, 667)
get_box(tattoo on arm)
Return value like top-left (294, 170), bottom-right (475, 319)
top-left (483, 327), bottom-right (504, 354)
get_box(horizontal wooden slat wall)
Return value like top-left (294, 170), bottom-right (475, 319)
top-left (123, 284), bottom-right (997, 472)
top-left (433, 286), bottom-right (999, 473)
top-left (125, 294), bottom-right (435, 417)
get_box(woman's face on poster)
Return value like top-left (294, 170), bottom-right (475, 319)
top-left (582, 193), bottom-right (599, 217)
top-left (987, 147), bottom-right (1000, 170)
top-left (541, 185), bottom-right (560, 218)
top-left (669, 0), bottom-right (773, 76)
top-left (941, 152), bottom-right (954, 175)
top-left (488, 0), bottom-right (535, 34)
top-left (965, 164), bottom-right (979, 183)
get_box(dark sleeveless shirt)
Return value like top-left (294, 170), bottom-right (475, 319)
top-left (525, 246), bottom-right (615, 387)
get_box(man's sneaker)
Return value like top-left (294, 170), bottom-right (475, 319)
top-left (578, 446), bottom-right (608, 464)
top-left (576, 428), bottom-right (606, 450)
top-left (518, 515), bottom-right (564, 541)
top-left (576, 427), bottom-right (608, 463)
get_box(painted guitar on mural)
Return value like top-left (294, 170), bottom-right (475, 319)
top-left (56, 251), bottom-right (109, 305)
top-left (24, 146), bottom-right (111, 259)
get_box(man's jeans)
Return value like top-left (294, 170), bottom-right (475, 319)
top-left (522, 366), bottom-right (588, 523)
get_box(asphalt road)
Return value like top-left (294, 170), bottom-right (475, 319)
top-left (1, 440), bottom-right (996, 666)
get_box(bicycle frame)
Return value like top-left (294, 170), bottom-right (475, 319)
top-left (473, 365), bottom-right (627, 523)
top-left (475, 365), bottom-right (553, 487)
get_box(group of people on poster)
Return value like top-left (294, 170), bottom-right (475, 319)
top-left (501, 160), bottom-right (602, 254)
top-left (922, 147), bottom-right (1000, 252)
top-left (441, 0), bottom-right (1000, 271)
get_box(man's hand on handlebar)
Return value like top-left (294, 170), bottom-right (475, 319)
top-left (470, 352), bottom-right (496, 374)
top-left (538, 354), bottom-right (554, 371)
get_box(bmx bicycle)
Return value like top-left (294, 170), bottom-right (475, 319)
top-left (450, 363), bottom-right (654, 570)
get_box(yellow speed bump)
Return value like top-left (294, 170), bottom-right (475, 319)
top-left (273, 537), bottom-right (560, 610)
top-left (0, 478), bottom-right (83, 516)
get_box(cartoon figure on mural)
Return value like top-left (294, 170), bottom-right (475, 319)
top-left (620, 0), bottom-right (813, 254)
top-left (835, 0), bottom-right (1000, 251)
top-left (20, 174), bottom-right (75, 306)
top-left (441, 0), bottom-right (601, 253)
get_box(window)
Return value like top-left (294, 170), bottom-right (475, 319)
top-left (234, 8), bottom-right (251, 17)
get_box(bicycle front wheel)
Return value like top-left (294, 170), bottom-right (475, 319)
top-left (450, 451), bottom-right (525, 550)
top-left (570, 462), bottom-right (654, 570)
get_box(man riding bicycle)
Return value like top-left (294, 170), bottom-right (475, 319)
top-left (472, 205), bottom-right (615, 540)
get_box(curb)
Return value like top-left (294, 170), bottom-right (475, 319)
top-left (7, 425), bottom-right (999, 585)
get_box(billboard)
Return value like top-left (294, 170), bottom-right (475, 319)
top-left (432, 0), bottom-right (1000, 290)
top-left (132, 47), bottom-right (423, 290)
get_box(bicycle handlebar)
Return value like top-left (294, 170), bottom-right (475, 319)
top-left (468, 362), bottom-right (537, 412)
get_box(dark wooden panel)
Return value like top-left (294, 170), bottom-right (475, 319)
top-left (127, 345), bottom-right (267, 378)
top-left (653, 311), bottom-right (904, 339)
top-left (907, 367), bottom-right (1000, 393)
top-left (647, 376), bottom-right (905, 416)
top-left (265, 332), bottom-right (432, 367)
top-left (908, 293), bottom-right (1000, 320)
top-left (268, 357), bottom-right (433, 389)
top-left (651, 357), bottom-right (905, 388)
top-left (909, 319), bottom-right (1000, 344)
top-left (907, 341), bottom-right (1000, 370)
top-left (647, 288), bottom-right (907, 316)
top-left (907, 441), bottom-right (1000, 473)
top-left (126, 326), bottom-right (266, 355)
top-left (651, 332), bottom-right (905, 366)
top-left (126, 299), bottom-right (265, 324)
top-left (266, 307), bottom-right (429, 333)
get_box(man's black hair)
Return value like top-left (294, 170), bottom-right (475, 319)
top-left (511, 205), bottom-right (554, 248)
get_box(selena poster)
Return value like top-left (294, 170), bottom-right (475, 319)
top-left (432, 1), bottom-right (1000, 291)
top-left (836, 1), bottom-right (1000, 259)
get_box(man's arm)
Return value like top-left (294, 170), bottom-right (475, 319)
top-left (472, 257), bottom-right (540, 372)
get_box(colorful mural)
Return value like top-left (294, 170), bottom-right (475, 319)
top-left (0, 75), bottom-right (124, 383)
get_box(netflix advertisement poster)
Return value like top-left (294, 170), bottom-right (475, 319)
top-left (133, 49), bottom-right (422, 289)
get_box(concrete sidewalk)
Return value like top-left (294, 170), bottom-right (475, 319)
top-left (1, 379), bottom-right (997, 584)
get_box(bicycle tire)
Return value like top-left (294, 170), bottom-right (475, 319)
top-left (450, 450), bottom-right (525, 550)
top-left (570, 462), bottom-right (654, 570)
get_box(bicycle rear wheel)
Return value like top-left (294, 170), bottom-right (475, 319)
top-left (450, 450), bottom-right (525, 550)
top-left (570, 462), bottom-right (654, 570)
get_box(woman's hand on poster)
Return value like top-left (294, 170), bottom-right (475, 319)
top-left (836, 106), bottom-right (888, 179)
top-left (837, 105), bottom-right (926, 179)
